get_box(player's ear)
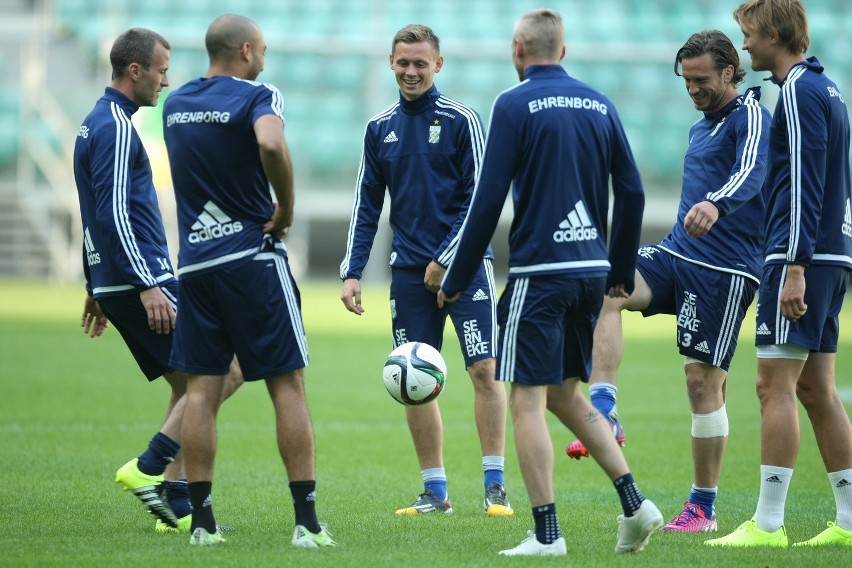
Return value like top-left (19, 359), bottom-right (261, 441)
top-left (127, 62), bottom-right (141, 81)
top-left (434, 55), bottom-right (444, 73)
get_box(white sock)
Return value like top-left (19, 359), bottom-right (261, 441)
top-left (482, 455), bottom-right (505, 472)
top-left (753, 465), bottom-right (793, 532)
top-left (828, 468), bottom-right (852, 530)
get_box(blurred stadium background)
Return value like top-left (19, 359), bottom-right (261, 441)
top-left (0, 0), bottom-right (849, 282)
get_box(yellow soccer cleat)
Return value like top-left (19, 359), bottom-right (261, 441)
top-left (705, 519), bottom-right (787, 547)
top-left (793, 521), bottom-right (852, 547)
top-left (115, 458), bottom-right (178, 528)
top-left (155, 515), bottom-right (192, 533)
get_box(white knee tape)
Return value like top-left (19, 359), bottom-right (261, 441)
top-left (691, 405), bottom-right (729, 438)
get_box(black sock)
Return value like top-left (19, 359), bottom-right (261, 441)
top-left (532, 503), bottom-right (562, 544)
top-left (188, 481), bottom-right (216, 532)
top-left (137, 432), bottom-right (180, 476)
top-left (613, 473), bottom-right (644, 517)
top-left (165, 480), bottom-right (192, 518)
top-left (289, 480), bottom-right (320, 533)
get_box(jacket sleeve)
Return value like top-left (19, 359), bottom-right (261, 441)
top-left (707, 96), bottom-right (769, 218)
top-left (606, 108), bottom-right (645, 294)
top-left (340, 125), bottom-right (386, 280)
top-left (89, 120), bottom-right (158, 290)
top-left (435, 110), bottom-right (486, 267)
top-left (442, 103), bottom-right (515, 296)
top-left (782, 80), bottom-right (827, 266)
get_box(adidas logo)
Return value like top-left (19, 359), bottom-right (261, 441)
top-left (765, 475), bottom-right (782, 484)
top-left (553, 201), bottom-right (598, 243)
top-left (307, 490), bottom-right (317, 502)
top-left (837, 478), bottom-right (851, 488)
top-left (189, 201), bottom-right (243, 244)
top-left (383, 131), bottom-right (399, 143)
top-left (694, 341), bottom-right (710, 354)
top-left (84, 227), bottom-right (101, 266)
top-left (472, 288), bottom-right (488, 301)
top-left (842, 198), bottom-right (852, 237)
top-left (756, 322), bottom-right (771, 336)
top-left (202, 494), bottom-right (213, 508)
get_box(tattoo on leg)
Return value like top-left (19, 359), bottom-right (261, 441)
top-left (585, 411), bottom-right (600, 424)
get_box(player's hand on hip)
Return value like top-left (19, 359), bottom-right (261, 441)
top-left (140, 286), bottom-right (176, 334)
top-left (341, 278), bottom-right (365, 315)
top-left (424, 261), bottom-right (446, 293)
top-left (263, 204), bottom-right (292, 238)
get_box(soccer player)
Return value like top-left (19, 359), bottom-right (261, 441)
top-left (706, 0), bottom-right (852, 548)
top-left (564, 30), bottom-right (770, 533)
top-left (439, 9), bottom-right (662, 556)
top-left (162, 14), bottom-right (334, 547)
top-left (340, 24), bottom-right (512, 517)
top-left (74, 28), bottom-right (241, 533)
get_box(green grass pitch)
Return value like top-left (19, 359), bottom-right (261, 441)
top-left (0, 279), bottom-right (850, 566)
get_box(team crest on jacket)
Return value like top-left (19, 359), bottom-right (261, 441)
top-left (429, 119), bottom-right (441, 144)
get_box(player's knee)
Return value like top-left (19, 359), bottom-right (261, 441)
top-left (691, 404), bottom-right (729, 438)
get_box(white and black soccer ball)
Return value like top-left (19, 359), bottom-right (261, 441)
top-left (382, 341), bottom-right (447, 406)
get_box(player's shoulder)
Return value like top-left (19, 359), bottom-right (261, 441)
top-left (434, 94), bottom-right (481, 123)
top-left (367, 101), bottom-right (400, 127)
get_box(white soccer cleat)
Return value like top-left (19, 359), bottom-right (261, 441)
top-left (615, 499), bottom-right (664, 553)
top-left (499, 531), bottom-right (567, 556)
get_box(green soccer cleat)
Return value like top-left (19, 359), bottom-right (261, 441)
top-left (156, 515), bottom-right (236, 534)
top-left (704, 519), bottom-right (787, 547)
top-left (292, 524), bottom-right (337, 548)
top-left (793, 521), bottom-right (852, 547)
top-left (155, 515), bottom-right (192, 533)
top-left (115, 458), bottom-right (178, 528)
top-left (190, 527), bottom-right (226, 546)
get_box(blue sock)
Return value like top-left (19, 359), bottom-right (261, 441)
top-left (532, 503), bottom-right (562, 544)
top-left (165, 480), bottom-right (192, 518)
top-left (688, 485), bottom-right (717, 518)
top-left (137, 432), bottom-right (180, 476)
top-left (483, 456), bottom-right (505, 489)
top-left (422, 467), bottom-right (447, 501)
top-left (614, 472), bottom-right (644, 516)
top-left (589, 382), bottom-right (618, 420)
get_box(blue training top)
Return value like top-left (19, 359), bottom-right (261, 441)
top-left (659, 87), bottom-right (770, 283)
top-left (763, 57), bottom-right (852, 269)
top-left (442, 64), bottom-right (645, 296)
top-left (73, 87), bottom-right (174, 298)
top-left (340, 85), bottom-right (491, 280)
top-left (163, 76), bottom-right (286, 278)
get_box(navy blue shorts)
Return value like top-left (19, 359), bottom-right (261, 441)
top-left (97, 280), bottom-right (178, 381)
top-left (389, 260), bottom-right (497, 367)
top-left (497, 274), bottom-right (605, 385)
top-left (636, 246), bottom-right (757, 371)
top-left (755, 264), bottom-right (848, 352)
top-left (170, 254), bottom-right (308, 381)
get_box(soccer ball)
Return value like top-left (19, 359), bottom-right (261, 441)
top-left (382, 341), bottom-right (447, 406)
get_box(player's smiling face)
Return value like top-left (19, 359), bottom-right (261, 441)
top-left (680, 53), bottom-right (733, 113)
top-left (390, 41), bottom-right (443, 101)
